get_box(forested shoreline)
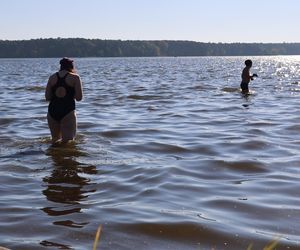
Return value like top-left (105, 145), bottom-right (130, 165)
top-left (1, 38), bottom-right (300, 58)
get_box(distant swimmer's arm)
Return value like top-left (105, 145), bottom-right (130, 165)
top-left (250, 73), bottom-right (258, 80)
top-left (74, 75), bottom-right (83, 101)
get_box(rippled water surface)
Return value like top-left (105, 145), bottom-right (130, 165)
top-left (0, 56), bottom-right (300, 250)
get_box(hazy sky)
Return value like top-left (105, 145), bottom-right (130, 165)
top-left (1, 0), bottom-right (299, 42)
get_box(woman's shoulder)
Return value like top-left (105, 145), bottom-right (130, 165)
top-left (49, 72), bottom-right (58, 79)
top-left (48, 72), bottom-right (58, 86)
top-left (65, 72), bottom-right (81, 88)
top-left (67, 72), bottom-right (80, 80)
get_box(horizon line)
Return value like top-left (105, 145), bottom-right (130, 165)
top-left (1, 37), bottom-right (300, 44)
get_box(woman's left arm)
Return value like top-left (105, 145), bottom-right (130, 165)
top-left (74, 75), bottom-right (83, 101)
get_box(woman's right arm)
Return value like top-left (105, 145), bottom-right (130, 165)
top-left (45, 76), bottom-right (53, 101)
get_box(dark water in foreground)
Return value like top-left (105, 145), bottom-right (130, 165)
top-left (0, 56), bottom-right (299, 250)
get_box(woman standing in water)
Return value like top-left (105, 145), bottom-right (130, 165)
top-left (45, 58), bottom-right (83, 144)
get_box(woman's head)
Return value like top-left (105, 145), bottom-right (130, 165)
top-left (245, 59), bottom-right (252, 67)
top-left (60, 57), bottom-right (75, 72)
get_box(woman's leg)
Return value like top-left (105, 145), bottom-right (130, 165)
top-left (61, 110), bottom-right (77, 143)
top-left (47, 113), bottom-right (62, 143)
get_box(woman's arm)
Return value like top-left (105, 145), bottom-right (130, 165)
top-left (45, 76), bottom-right (54, 101)
top-left (74, 75), bottom-right (83, 101)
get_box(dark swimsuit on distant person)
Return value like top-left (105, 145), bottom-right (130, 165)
top-left (48, 73), bottom-right (75, 121)
top-left (240, 82), bottom-right (249, 93)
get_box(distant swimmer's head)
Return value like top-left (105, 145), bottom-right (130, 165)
top-left (60, 57), bottom-right (75, 72)
top-left (245, 59), bottom-right (253, 67)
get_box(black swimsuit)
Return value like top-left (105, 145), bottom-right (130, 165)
top-left (48, 73), bottom-right (75, 122)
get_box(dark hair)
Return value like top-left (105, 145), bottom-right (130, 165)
top-left (245, 59), bottom-right (252, 67)
top-left (60, 57), bottom-right (75, 72)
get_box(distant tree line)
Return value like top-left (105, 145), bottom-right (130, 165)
top-left (1, 38), bottom-right (300, 58)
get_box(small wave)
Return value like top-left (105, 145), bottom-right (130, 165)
top-left (40, 240), bottom-right (72, 249)
top-left (113, 221), bottom-right (292, 249)
top-left (1, 148), bottom-right (45, 160)
top-left (221, 87), bottom-right (240, 93)
top-left (214, 160), bottom-right (269, 173)
top-left (238, 139), bottom-right (270, 150)
top-left (123, 142), bottom-right (191, 154)
top-left (123, 222), bottom-right (216, 239)
top-left (101, 128), bottom-right (161, 139)
top-left (285, 124), bottom-right (300, 132)
top-left (0, 164), bottom-right (32, 174)
top-left (26, 86), bottom-right (45, 92)
top-left (53, 220), bottom-right (88, 228)
top-left (127, 94), bottom-right (162, 100)
top-left (0, 117), bottom-right (15, 126)
top-left (101, 130), bottom-right (133, 138)
top-left (187, 84), bottom-right (215, 91)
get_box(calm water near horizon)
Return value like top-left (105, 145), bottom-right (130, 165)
top-left (0, 56), bottom-right (299, 250)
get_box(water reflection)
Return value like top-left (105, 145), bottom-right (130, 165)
top-left (42, 143), bottom-right (97, 228)
top-left (40, 240), bottom-right (72, 250)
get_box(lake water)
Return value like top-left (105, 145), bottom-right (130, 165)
top-left (0, 56), bottom-right (299, 250)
